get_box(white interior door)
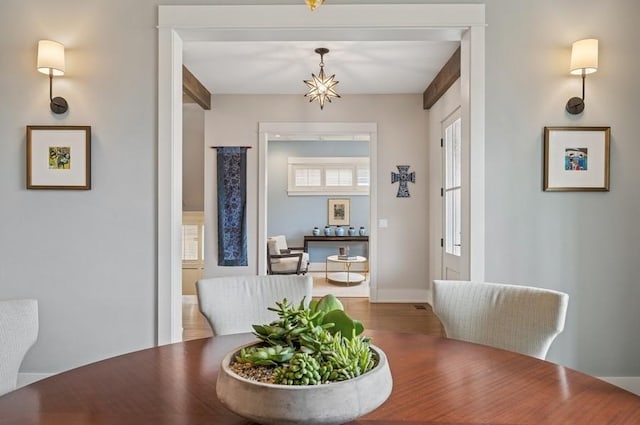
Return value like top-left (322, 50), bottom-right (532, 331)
top-left (442, 112), bottom-right (462, 280)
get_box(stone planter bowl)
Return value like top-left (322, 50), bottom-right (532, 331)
top-left (216, 343), bottom-right (393, 425)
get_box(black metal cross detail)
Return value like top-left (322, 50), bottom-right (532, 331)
top-left (391, 165), bottom-right (415, 198)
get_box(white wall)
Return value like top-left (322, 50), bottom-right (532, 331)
top-left (1, 0), bottom-right (638, 380)
top-left (204, 94), bottom-right (430, 301)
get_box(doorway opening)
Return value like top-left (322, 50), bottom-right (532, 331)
top-left (258, 122), bottom-right (377, 300)
top-left (158, 4), bottom-right (486, 344)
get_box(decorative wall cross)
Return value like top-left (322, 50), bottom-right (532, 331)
top-left (391, 165), bottom-right (415, 198)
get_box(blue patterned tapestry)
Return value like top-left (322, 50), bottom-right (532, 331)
top-left (216, 147), bottom-right (248, 266)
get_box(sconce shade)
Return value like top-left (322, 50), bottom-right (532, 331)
top-left (569, 38), bottom-right (598, 75)
top-left (37, 40), bottom-right (65, 76)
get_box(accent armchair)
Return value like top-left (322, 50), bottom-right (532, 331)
top-left (267, 235), bottom-right (309, 275)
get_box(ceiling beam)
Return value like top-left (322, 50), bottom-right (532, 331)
top-left (183, 65), bottom-right (211, 110)
top-left (422, 46), bottom-right (460, 110)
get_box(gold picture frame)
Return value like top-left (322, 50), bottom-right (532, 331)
top-left (543, 126), bottom-right (610, 192)
top-left (328, 198), bottom-right (350, 226)
top-left (27, 125), bottom-right (91, 190)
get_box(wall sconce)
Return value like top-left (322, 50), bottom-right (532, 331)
top-left (37, 40), bottom-right (68, 114)
top-left (566, 38), bottom-right (598, 115)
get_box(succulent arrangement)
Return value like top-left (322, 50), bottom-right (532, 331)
top-left (234, 294), bottom-right (375, 386)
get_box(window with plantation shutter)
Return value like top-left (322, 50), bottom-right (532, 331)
top-left (295, 168), bottom-right (322, 187)
top-left (356, 167), bottom-right (369, 187)
top-left (325, 168), bottom-right (353, 186)
top-left (287, 157), bottom-right (369, 196)
top-left (182, 212), bottom-right (204, 267)
top-left (182, 224), bottom-right (200, 261)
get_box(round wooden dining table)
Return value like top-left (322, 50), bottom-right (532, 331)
top-left (1, 330), bottom-right (639, 424)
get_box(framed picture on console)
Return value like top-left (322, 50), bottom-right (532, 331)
top-left (543, 126), bottom-right (610, 192)
top-left (26, 125), bottom-right (91, 190)
top-left (328, 198), bottom-right (350, 226)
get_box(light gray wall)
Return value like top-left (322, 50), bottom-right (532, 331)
top-left (268, 140), bottom-right (369, 262)
top-left (203, 94), bottom-right (430, 300)
top-left (1, 0), bottom-right (638, 379)
top-left (183, 103), bottom-right (205, 211)
top-left (0, 0), bottom-right (158, 373)
top-left (482, 0), bottom-right (640, 375)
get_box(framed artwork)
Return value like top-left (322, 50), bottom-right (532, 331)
top-left (27, 125), bottom-right (91, 190)
top-left (543, 126), bottom-right (610, 192)
top-left (328, 198), bottom-right (350, 226)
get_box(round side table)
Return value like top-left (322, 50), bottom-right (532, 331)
top-left (325, 255), bottom-right (368, 286)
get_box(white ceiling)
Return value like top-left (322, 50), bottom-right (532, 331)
top-left (183, 40), bottom-right (459, 95)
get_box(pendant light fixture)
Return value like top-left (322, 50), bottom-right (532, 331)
top-left (305, 0), bottom-right (325, 11)
top-left (304, 47), bottom-right (340, 110)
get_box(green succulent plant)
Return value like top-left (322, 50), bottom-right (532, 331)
top-left (273, 352), bottom-right (322, 385)
top-left (235, 344), bottom-right (295, 366)
top-left (236, 294), bottom-right (376, 385)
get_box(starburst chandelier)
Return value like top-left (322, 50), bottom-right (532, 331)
top-left (305, 0), bottom-right (325, 11)
top-left (304, 48), bottom-right (340, 110)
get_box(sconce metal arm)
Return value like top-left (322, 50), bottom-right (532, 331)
top-left (47, 70), bottom-right (68, 114)
top-left (48, 72), bottom-right (54, 102)
top-left (566, 70), bottom-right (587, 115)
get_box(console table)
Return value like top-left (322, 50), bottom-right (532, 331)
top-left (303, 235), bottom-right (368, 252)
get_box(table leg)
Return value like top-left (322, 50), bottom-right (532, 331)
top-left (345, 262), bottom-right (352, 286)
top-left (325, 257), bottom-right (328, 281)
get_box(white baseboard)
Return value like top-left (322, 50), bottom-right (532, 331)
top-left (308, 262), bottom-right (325, 272)
top-left (598, 377), bottom-right (640, 396)
top-left (17, 372), bottom-right (54, 388)
top-left (372, 288), bottom-right (430, 303)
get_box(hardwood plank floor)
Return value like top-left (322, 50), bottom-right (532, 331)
top-left (182, 295), bottom-right (444, 341)
top-left (183, 295), bottom-right (212, 340)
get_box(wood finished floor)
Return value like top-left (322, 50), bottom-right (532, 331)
top-left (182, 295), bottom-right (444, 341)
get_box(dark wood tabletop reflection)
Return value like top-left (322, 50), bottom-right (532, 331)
top-left (1, 330), bottom-right (639, 424)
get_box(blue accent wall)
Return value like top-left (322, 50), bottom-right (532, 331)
top-left (267, 140), bottom-right (369, 262)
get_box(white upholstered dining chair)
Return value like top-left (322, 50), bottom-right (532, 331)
top-left (431, 280), bottom-right (569, 359)
top-left (0, 299), bottom-right (39, 396)
top-left (196, 275), bottom-right (313, 336)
